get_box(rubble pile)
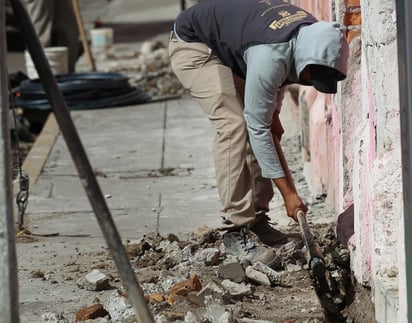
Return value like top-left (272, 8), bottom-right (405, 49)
top-left (92, 40), bottom-right (186, 99)
top-left (32, 224), bottom-right (353, 323)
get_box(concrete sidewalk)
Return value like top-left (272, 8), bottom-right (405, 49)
top-left (20, 98), bottom-right (222, 239)
top-left (15, 97), bottom-right (223, 322)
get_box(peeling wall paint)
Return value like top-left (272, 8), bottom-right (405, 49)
top-left (291, 0), bottom-right (406, 320)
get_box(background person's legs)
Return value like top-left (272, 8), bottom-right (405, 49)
top-left (52, 0), bottom-right (80, 72)
top-left (23, 0), bottom-right (54, 46)
top-left (22, 0), bottom-right (80, 72)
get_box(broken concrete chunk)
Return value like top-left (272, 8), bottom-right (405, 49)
top-left (198, 280), bottom-right (225, 295)
top-left (158, 240), bottom-right (181, 254)
top-left (105, 290), bottom-right (135, 323)
top-left (221, 279), bottom-right (252, 298)
top-left (197, 280), bottom-right (226, 302)
top-left (83, 269), bottom-right (110, 291)
top-left (205, 301), bottom-right (236, 323)
top-left (184, 310), bottom-right (203, 323)
top-left (218, 262), bottom-right (246, 283)
top-left (181, 244), bottom-right (195, 262)
top-left (245, 267), bottom-right (271, 286)
top-left (194, 247), bottom-right (221, 265)
top-left (159, 271), bottom-right (183, 292)
top-left (215, 311), bottom-right (236, 323)
top-left (250, 261), bottom-right (282, 286)
top-left (141, 282), bottom-right (163, 295)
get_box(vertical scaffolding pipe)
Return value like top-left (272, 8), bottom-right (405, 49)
top-left (0, 0), bottom-right (20, 322)
top-left (396, 0), bottom-right (412, 321)
top-left (9, 0), bottom-right (154, 322)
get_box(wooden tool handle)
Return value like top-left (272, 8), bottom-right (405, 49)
top-left (72, 0), bottom-right (96, 72)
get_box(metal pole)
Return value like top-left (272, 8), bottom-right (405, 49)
top-left (395, 0), bottom-right (412, 321)
top-left (9, 1), bottom-right (155, 322)
top-left (0, 0), bottom-right (20, 321)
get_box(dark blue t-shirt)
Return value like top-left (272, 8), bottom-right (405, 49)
top-left (175, 0), bottom-right (317, 78)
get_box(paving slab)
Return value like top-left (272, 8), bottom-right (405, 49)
top-left (23, 97), bottom-right (221, 237)
top-left (17, 236), bottom-right (114, 322)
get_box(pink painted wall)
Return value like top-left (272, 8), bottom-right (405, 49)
top-left (294, 0), bottom-right (363, 212)
top-left (296, 0), bottom-right (373, 283)
top-left (297, 0), bottom-right (404, 302)
top-left (295, 0), bottom-right (341, 203)
top-left (294, 0), bottom-right (406, 319)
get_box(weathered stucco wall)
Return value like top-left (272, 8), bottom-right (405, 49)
top-left (294, 0), bottom-right (335, 203)
top-left (292, 0), bottom-right (405, 321)
top-left (360, 1), bottom-right (405, 321)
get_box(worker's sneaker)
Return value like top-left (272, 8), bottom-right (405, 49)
top-left (250, 214), bottom-right (289, 246)
top-left (222, 228), bottom-right (279, 268)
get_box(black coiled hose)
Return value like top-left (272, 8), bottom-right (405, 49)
top-left (15, 72), bottom-right (152, 110)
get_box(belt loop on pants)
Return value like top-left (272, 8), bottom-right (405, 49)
top-left (170, 30), bottom-right (179, 41)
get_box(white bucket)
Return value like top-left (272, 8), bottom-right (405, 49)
top-left (25, 46), bottom-right (68, 79)
top-left (90, 28), bottom-right (114, 49)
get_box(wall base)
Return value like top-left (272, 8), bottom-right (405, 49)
top-left (374, 276), bottom-right (399, 323)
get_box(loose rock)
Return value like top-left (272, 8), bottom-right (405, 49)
top-left (105, 290), bottom-right (135, 323)
top-left (218, 262), bottom-right (246, 283)
top-left (245, 266), bottom-right (271, 286)
top-left (250, 261), bottom-right (282, 286)
top-left (83, 269), bottom-right (110, 291)
top-left (75, 303), bottom-right (108, 321)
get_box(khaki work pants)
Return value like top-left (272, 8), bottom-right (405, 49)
top-left (169, 39), bottom-right (274, 227)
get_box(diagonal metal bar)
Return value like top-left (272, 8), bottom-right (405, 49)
top-left (9, 0), bottom-right (154, 321)
top-left (0, 0), bottom-right (20, 322)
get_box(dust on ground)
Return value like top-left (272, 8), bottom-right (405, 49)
top-left (16, 218), bottom-right (375, 322)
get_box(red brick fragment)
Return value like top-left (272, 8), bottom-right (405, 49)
top-left (75, 303), bottom-right (108, 322)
